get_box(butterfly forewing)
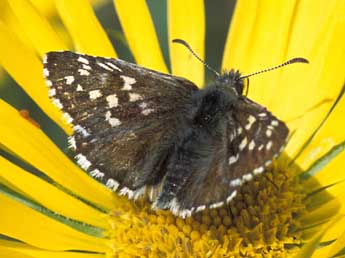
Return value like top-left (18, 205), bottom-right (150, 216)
top-left (44, 51), bottom-right (198, 192)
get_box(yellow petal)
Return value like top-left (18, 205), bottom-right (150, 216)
top-left (299, 190), bottom-right (344, 243)
top-left (0, 239), bottom-right (104, 258)
top-left (300, 198), bottom-right (341, 230)
top-left (30, 0), bottom-right (108, 18)
top-left (310, 216), bottom-right (345, 257)
top-left (0, 193), bottom-right (107, 252)
top-left (0, 248), bottom-right (34, 258)
top-left (29, 0), bottom-right (55, 17)
top-left (322, 230), bottom-right (345, 258)
top-left (168, 0), bottom-right (205, 86)
top-left (55, 0), bottom-right (117, 57)
top-left (303, 163), bottom-right (345, 201)
top-left (0, 157), bottom-right (107, 229)
top-left (313, 152), bottom-right (345, 196)
top-left (0, 1), bottom-right (36, 52)
top-left (286, 104), bottom-right (330, 157)
top-left (295, 97), bottom-right (345, 169)
top-left (222, 0), bottom-right (259, 71)
top-left (0, 100), bottom-right (115, 210)
top-left (114, 0), bottom-right (168, 72)
top-left (223, 0), bottom-right (299, 105)
top-left (7, 0), bottom-right (67, 57)
top-left (0, 22), bottom-right (71, 133)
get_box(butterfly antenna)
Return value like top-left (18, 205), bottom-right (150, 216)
top-left (172, 39), bottom-right (220, 77)
top-left (239, 57), bottom-right (309, 80)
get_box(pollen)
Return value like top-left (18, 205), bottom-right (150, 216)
top-left (105, 154), bottom-right (323, 257)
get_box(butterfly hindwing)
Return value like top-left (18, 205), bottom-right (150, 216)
top-left (44, 51), bottom-right (198, 194)
top-left (228, 97), bottom-right (289, 178)
top-left (153, 94), bottom-right (288, 215)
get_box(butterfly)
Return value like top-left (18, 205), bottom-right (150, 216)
top-left (43, 42), bottom-right (307, 217)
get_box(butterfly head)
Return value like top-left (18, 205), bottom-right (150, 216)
top-left (215, 70), bottom-right (245, 96)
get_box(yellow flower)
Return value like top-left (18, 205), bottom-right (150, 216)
top-left (0, 0), bottom-right (344, 257)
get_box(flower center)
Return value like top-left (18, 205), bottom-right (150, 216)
top-left (106, 155), bottom-right (312, 257)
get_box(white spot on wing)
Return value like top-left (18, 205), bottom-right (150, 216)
top-left (253, 166), bottom-right (264, 175)
top-left (226, 191), bottom-right (237, 203)
top-left (129, 93), bottom-right (142, 102)
top-left (75, 153), bottom-right (91, 170)
top-left (245, 115), bottom-right (256, 130)
top-left (120, 75), bottom-right (136, 91)
top-left (209, 201), bottom-right (224, 209)
top-left (65, 76), bottom-right (75, 85)
top-left (67, 136), bottom-right (76, 150)
top-left (179, 208), bottom-right (193, 218)
top-left (106, 178), bottom-right (119, 190)
top-left (105, 111), bottom-right (121, 127)
top-left (271, 120), bottom-right (279, 127)
top-left (78, 56), bottom-right (89, 64)
top-left (76, 84), bottom-right (83, 91)
top-left (89, 89), bottom-right (102, 100)
top-left (139, 102), bottom-right (154, 115)
top-left (73, 125), bottom-right (90, 137)
top-left (45, 80), bottom-right (52, 87)
top-left (97, 62), bottom-right (113, 72)
top-left (242, 173), bottom-right (253, 182)
top-left (82, 64), bottom-right (92, 70)
top-left (48, 88), bottom-right (56, 97)
top-left (248, 140), bottom-right (255, 150)
top-left (229, 154), bottom-right (239, 165)
top-left (266, 140), bottom-right (273, 150)
top-left (195, 205), bottom-right (206, 212)
top-left (230, 178), bottom-right (242, 187)
top-left (52, 98), bottom-right (63, 109)
top-left (63, 112), bottom-right (73, 124)
top-left (90, 169), bottom-right (104, 179)
top-left (78, 69), bottom-right (90, 76)
top-left (141, 108), bottom-right (154, 116)
top-left (106, 94), bottom-right (118, 108)
top-left (239, 137), bottom-right (247, 150)
top-left (266, 129), bottom-right (272, 137)
top-left (237, 127), bottom-right (242, 135)
top-left (119, 187), bottom-right (135, 199)
top-left (43, 68), bottom-right (49, 77)
top-left (139, 102), bottom-right (148, 109)
top-left (106, 62), bottom-right (122, 72)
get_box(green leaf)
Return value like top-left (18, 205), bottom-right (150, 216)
top-left (0, 183), bottom-right (104, 237)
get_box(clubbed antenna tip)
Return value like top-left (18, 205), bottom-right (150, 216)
top-left (172, 38), bottom-right (220, 77)
top-left (288, 57), bottom-right (309, 64)
top-left (239, 57), bottom-right (309, 80)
